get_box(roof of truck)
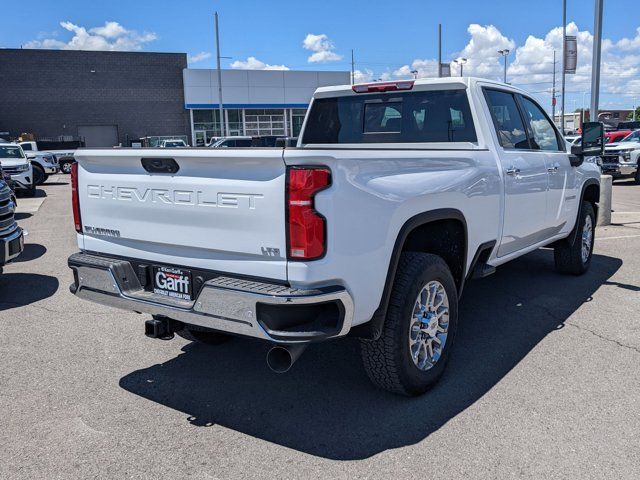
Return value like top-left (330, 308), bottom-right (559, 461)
top-left (314, 76), bottom-right (528, 97)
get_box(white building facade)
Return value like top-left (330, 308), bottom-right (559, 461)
top-left (183, 69), bottom-right (350, 146)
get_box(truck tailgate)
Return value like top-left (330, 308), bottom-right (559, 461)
top-left (75, 149), bottom-right (287, 281)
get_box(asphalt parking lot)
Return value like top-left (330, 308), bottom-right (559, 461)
top-left (1, 175), bottom-right (639, 479)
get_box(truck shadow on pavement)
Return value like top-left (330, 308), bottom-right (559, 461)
top-left (11, 243), bottom-right (47, 263)
top-left (0, 273), bottom-right (59, 311)
top-left (119, 250), bottom-right (623, 460)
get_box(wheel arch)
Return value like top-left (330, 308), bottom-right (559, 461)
top-left (350, 208), bottom-right (468, 340)
top-left (568, 178), bottom-right (600, 246)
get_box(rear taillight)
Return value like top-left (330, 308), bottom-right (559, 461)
top-left (286, 167), bottom-right (331, 260)
top-left (71, 162), bottom-right (82, 233)
top-left (352, 80), bottom-right (414, 93)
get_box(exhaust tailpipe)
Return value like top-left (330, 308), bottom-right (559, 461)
top-left (266, 344), bottom-right (308, 373)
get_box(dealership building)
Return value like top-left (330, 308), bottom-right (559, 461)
top-left (0, 48), bottom-right (349, 147)
top-left (184, 69), bottom-right (349, 146)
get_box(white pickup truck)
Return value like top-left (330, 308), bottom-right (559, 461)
top-left (18, 140), bottom-right (76, 177)
top-left (68, 78), bottom-right (603, 396)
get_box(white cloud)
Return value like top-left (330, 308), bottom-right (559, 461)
top-left (385, 22), bottom-right (640, 106)
top-left (393, 59), bottom-right (439, 79)
top-left (616, 27), bottom-right (640, 51)
top-left (229, 56), bottom-right (289, 70)
top-left (188, 51), bottom-right (211, 63)
top-left (24, 21), bottom-right (157, 51)
top-left (303, 33), bottom-right (342, 63)
top-left (89, 21), bottom-right (127, 39)
top-left (456, 24), bottom-right (516, 79)
top-left (353, 69), bottom-right (374, 83)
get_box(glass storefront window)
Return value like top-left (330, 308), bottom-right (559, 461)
top-left (192, 107), bottom-right (309, 140)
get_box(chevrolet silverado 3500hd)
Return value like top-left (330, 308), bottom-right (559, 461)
top-left (68, 78), bottom-right (603, 396)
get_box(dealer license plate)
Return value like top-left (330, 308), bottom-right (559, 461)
top-left (152, 266), bottom-right (193, 301)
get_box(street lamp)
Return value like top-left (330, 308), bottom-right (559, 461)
top-left (454, 58), bottom-right (467, 77)
top-left (410, 70), bottom-right (418, 79)
top-left (498, 49), bottom-right (510, 83)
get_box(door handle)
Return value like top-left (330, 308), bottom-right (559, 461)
top-left (547, 165), bottom-right (559, 173)
top-left (505, 167), bottom-right (521, 176)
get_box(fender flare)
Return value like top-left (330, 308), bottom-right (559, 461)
top-left (350, 208), bottom-right (467, 340)
top-left (567, 178), bottom-right (600, 246)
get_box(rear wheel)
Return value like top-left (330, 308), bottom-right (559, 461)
top-left (360, 252), bottom-right (458, 396)
top-left (554, 201), bottom-right (595, 275)
top-left (60, 160), bottom-right (74, 174)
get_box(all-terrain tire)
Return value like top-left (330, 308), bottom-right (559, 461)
top-left (554, 201), bottom-right (595, 275)
top-left (360, 252), bottom-right (458, 396)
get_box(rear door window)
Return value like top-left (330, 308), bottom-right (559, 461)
top-left (302, 89), bottom-right (477, 144)
top-left (483, 89), bottom-right (530, 150)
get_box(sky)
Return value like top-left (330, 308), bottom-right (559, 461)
top-left (2, 0), bottom-right (640, 114)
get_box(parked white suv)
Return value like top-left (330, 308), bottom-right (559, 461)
top-left (0, 144), bottom-right (35, 197)
top-left (68, 78), bottom-right (602, 395)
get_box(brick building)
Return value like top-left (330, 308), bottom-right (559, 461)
top-left (0, 48), bottom-right (190, 146)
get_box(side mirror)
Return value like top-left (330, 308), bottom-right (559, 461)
top-left (580, 121), bottom-right (605, 156)
top-left (569, 121), bottom-right (604, 167)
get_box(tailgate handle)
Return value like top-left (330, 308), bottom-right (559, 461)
top-left (141, 158), bottom-right (180, 174)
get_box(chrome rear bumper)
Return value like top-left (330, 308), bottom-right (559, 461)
top-left (68, 252), bottom-right (354, 343)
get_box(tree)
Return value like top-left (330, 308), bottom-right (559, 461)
top-left (627, 107), bottom-right (640, 120)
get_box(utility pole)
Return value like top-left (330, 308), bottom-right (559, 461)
top-left (214, 12), bottom-right (225, 137)
top-left (590, 0), bottom-right (603, 120)
top-left (561, 0), bottom-right (567, 134)
top-left (351, 49), bottom-right (355, 85)
top-left (438, 24), bottom-right (442, 78)
top-left (552, 50), bottom-right (557, 123)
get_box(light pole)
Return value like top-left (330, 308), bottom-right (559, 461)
top-left (454, 58), bottom-right (467, 77)
top-left (561, 0), bottom-right (567, 135)
top-left (214, 12), bottom-right (225, 137)
top-left (498, 49), bottom-right (510, 83)
top-left (411, 70), bottom-right (418, 79)
top-left (590, 0), bottom-right (603, 122)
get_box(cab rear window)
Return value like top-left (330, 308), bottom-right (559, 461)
top-left (302, 89), bottom-right (477, 144)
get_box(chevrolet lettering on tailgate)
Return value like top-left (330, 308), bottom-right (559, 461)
top-left (87, 185), bottom-right (264, 209)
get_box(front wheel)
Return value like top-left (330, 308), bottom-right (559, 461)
top-left (360, 252), bottom-right (458, 396)
top-left (554, 201), bottom-right (595, 275)
top-left (32, 164), bottom-right (45, 186)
